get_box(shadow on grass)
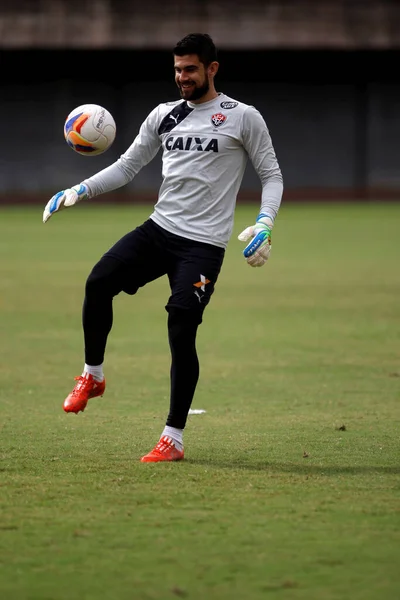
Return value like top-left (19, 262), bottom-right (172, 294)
top-left (186, 459), bottom-right (400, 476)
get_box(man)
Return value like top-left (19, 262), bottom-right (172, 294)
top-left (43, 33), bottom-right (283, 462)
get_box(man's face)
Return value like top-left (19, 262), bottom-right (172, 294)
top-left (174, 54), bottom-right (211, 102)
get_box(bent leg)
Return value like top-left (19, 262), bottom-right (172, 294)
top-left (83, 220), bottom-right (169, 366)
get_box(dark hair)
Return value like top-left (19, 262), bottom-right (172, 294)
top-left (173, 33), bottom-right (218, 66)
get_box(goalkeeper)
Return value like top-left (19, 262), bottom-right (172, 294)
top-left (43, 33), bottom-right (283, 463)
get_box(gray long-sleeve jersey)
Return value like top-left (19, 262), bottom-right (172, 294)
top-left (82, 93), bottom-right (283, 249)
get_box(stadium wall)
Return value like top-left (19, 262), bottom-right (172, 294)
top-left (1, 48), bottom-right (399, 204)
top-left (2, 0), bottom-right (400, 50)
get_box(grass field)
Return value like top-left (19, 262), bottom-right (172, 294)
top-left (0, 201), bottom-right (399, 600)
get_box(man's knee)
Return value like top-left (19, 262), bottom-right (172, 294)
top-left (85, 256), bottom-right (127, 298)
top-left (167, 307), bottom-right (202, 341)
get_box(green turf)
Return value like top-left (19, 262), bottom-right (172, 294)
top-left (0, 201), bottom-right (399, 600)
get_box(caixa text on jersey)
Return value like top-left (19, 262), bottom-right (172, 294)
top-left (165, 136), bottom-right (219, 153)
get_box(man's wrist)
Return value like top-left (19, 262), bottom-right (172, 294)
top-left (257, 213), bottom-right (273, 229)
top-left (73, 183), bottom-right (90, 201)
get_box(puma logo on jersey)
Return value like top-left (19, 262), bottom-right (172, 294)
top-left (169, 114), bottom-right (179, 124)
top-left (165, 136), bottom-right (219, 152)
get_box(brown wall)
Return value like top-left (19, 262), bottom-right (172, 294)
top-left (1, 0), bottom-right (400, 49)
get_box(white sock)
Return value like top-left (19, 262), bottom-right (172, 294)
top-left (162, 426), bottom-right (183, 451)
top-left (83, 363), bottom-right (104, 382)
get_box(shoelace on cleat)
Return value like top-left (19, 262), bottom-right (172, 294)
top-left (71, 375), bottom-right (91, 394)
top-left (153, 437), bottom-right (175, 455)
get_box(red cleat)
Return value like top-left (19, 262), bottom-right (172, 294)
top-left (63, 374), bottom-right (106, 414)
top-left (140, 436), bottom-right (184, 463)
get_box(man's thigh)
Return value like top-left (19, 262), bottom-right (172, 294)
top-left (166, 240), bottom-right (225, 321)
top-left (103, 219), bottom-right (168, 294)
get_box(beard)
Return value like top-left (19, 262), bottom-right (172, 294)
top-left (178, 77), bottom-right (210, 101)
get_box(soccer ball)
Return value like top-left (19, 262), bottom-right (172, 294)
top-left (64, 104), bottom-right (116, 156)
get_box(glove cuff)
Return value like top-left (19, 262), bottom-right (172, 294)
top-left (72, 183), bottom-right (89, 202)
top-left (256, 213), bottom-right (273, 229)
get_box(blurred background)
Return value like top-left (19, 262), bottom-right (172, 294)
top-left (1, 0), bottom-right (399, 204)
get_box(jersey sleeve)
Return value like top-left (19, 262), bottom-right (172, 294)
top-left (240, 106), bottom-right (283, 221)
top-left (82, 107), bottom-right (162, 198)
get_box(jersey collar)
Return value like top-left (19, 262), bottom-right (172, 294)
top-left (187, 93), bottom-right (224, 110)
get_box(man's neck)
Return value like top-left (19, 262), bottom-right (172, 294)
top-left (190, 89), bottom-right (219, 105)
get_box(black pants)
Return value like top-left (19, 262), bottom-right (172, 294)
top-left (82, 219), bottom-right (225, 429)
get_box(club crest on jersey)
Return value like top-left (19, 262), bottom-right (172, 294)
top-left (211, 113), bottom-right (226, 127)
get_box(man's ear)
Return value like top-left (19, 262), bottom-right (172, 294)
top-left (208, 61), bottom-right (219, 77)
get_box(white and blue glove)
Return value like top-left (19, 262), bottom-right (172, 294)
top-left (43, 184), bottom-right (88, 223)
top-left (238, 213), bottom-right (273, 267)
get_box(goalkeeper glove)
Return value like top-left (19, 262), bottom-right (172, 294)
top-left (238, 213), bottom-right (273, 267)
top-left (43, 184), bottom-right (88, 224)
